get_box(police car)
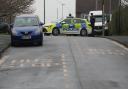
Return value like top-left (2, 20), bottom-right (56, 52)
top-left (43, 18), bottom-right (92, 36)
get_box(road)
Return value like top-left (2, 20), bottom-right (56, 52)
top-left (0, 36), bottom-right (128, 89)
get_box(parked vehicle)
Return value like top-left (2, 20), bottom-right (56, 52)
top-left (88, 10), bottom-right (109, 35)
top-left (11, 15), bottom-right (43, 46)
top-left (43, 18), bottom-right (92, 36)
top-left (0, 22), bottom-right (10, 33)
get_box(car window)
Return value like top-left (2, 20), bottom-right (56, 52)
top-left (14, 17), bottom-right (39, 27)
top-left (62, 19), bottom-right (72, 24)
top-left (81, 20), bottom-right (85, 23)
top-left (73, 19), bottom-right (82, 23)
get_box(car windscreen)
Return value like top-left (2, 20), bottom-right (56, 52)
top-left (14, 17), bottom-right (39, 27)
top-left (94, 16), bottom-right (103, 22)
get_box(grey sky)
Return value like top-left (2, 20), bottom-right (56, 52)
top-left (33, 0), bottom-right (76, 22)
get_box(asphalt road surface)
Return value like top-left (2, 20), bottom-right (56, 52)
top-left (0, 36), bottom-right (128, 89)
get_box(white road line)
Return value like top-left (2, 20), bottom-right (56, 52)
top-left (26, 59), bottom-right (30, 63)
top-left (34, 59), bottom-right (39, 62)
top-left (64, 73), bottom-right (68, 77)
top-left (55, 63), bottom-right (60, 66)
top-left (46, 63), bottom-right (51, 67)
top-left (111, 41), bottom-right (128, 51)
top-left (0, 55), bottom-right (9, 65)
top-left (63, 69), bottom-right (68, 73)
top-left (41, 63), bottom-right (45, 67)
top-left (62, 54), bottom-right (65, 59)
top-left (120, 53), bottom-right (125, 56)
top-left (20, 60), bottom-right (24, 63)
top-left (62, 62), bottom-right (66, 65)
top-left (63, 65), bottom-right (67, 69)
top-left (32, 64), bottom-right (35, 67)
top-left (11, 60), bottom-right (16, 64)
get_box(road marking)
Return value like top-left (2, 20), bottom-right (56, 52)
top-left (32, 64), bottom-right (35, 67)
top-left (26, 59), bottom-right (30, 63)
top-left (120, 53), bottom-right (125, 56)
top-left (64, 73), bottom-right (68, 77)
top-left (34, 59), bottom-right (39, 62)
top-left (46, 63), bottom-right (51, 67)
top-left (55, 63), bottom-right (60, 66)
top-left (62, 62), bottom-right (66, 65)
top-left (63, 69), bottom-right (68, 73)
top-left (111, 41), bottom-right (128, 51)
top-left (41, 63), bottom-right (45, 67)
top-left (0, 55), bottom-right (9, 65)
top-left (63, 65), bottom-right (67, 69)
top-left (20, 60), bottom-right (24, 63)
top-left (11, 60), bottom-right (16, 64)
top-left (62, 54), bottom-right (65, 59)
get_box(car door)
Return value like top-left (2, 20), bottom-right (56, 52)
top-left (73, 19), bottom-right (82, 32)
top-left (60, 19), bottom-right (72, 33)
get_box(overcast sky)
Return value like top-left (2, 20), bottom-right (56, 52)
top-left (33, 0), bottom-right (76, 22)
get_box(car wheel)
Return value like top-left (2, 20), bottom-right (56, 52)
top-left (80, 29), bottom-right (87, 36)
top-left (38, 39), bottom-right (43, 46)
top-left (52, 28), bottom-right (60, 36)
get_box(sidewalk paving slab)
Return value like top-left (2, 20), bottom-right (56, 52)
top-left (104, 36), bottom-right (128, 48)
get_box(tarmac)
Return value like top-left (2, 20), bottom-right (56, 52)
top-left (0, 34), bottom-right (128, 58)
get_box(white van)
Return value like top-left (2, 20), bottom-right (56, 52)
top-left (88, 10), bottom-right (109, 35)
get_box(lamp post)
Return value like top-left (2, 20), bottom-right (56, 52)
top-left (102, 0), bottom-right (105, 36)
top-left (118, 0), bottom-right (121, 35)
top-left (62, 3), bottom-right (65, 19)
top-left (96, 0), bottom-right (98, 10)
top-left (44, 0), bottom-right (45, 24)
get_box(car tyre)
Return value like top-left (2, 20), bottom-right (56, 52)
top-left (80, 29), bottom-right (87, 36)
top-left (52, 28), bottom-right (60, 36)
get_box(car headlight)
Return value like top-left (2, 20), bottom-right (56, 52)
top-left (12, 29), bottom-right (17, 35)
top-left (35, 29), bottom-right (42, 34)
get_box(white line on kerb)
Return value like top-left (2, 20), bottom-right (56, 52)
top-left (111, 41), bottom-right (128, 51)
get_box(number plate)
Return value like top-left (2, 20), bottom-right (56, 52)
top-left (22, 36), bottom-right (31, 39)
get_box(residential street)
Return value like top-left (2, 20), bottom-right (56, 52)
top-left (0, 36), bottom-right (128, 89)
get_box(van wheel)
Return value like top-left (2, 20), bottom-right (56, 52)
top-left (52, 28), bottom-right (60, 36)
top-left (80, 29), bottom-right (87, 36)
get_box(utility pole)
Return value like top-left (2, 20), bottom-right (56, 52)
top-left (62, 3), bottom-right (64, 19)
top-left (44, 0), bottom-right (46, 24)
top-left (57, 8), bottom-right (58, 19)
top-left (118, 0), bottom-right (121, 35)
top-left (109, 0), bottom-right (112, 14)
top-left (102, 0), bottom-right (105, 36)
top-left (96, 0), bottom-right (98, 10)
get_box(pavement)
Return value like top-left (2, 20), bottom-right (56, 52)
top-left (0, 36), bottom-right (128, 89)
top-left (104, 36), bottom-right (128, 47)
top-left (0, 35), bottom-right (11, 57)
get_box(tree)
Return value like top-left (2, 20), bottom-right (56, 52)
top-left (0, 0), bottom-right (34, 17)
